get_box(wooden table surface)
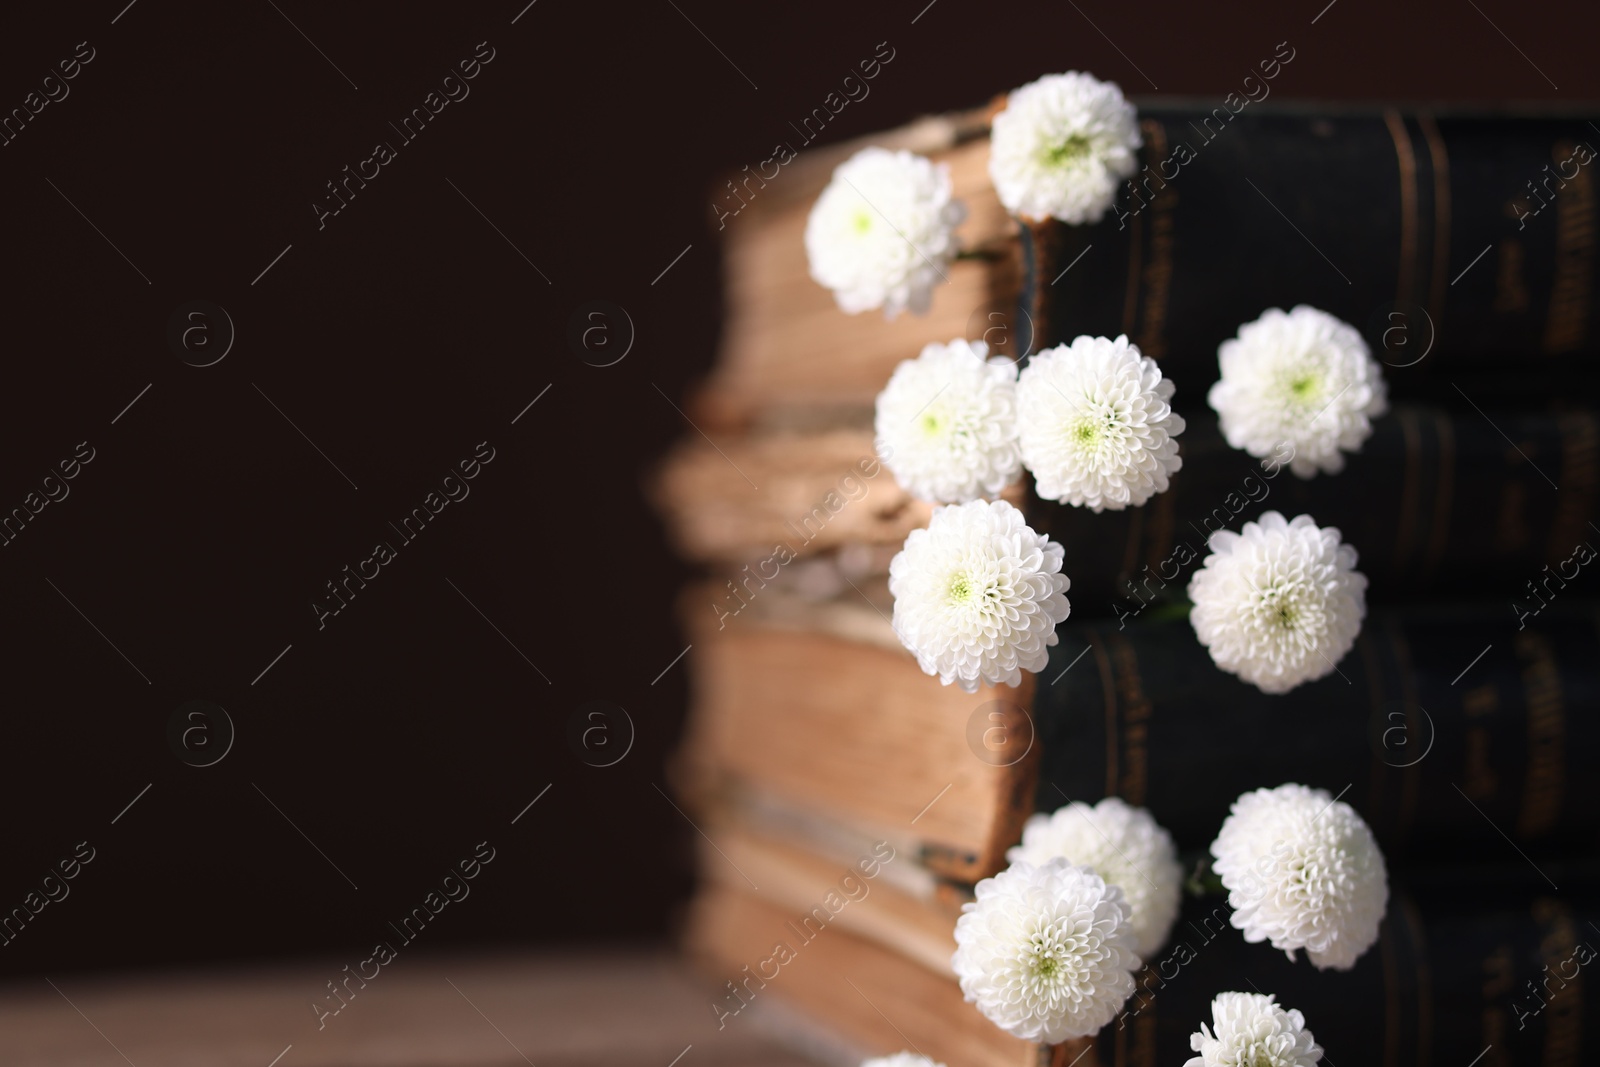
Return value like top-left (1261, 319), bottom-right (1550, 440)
top-left (0, 950), bottom-right (836, 1067)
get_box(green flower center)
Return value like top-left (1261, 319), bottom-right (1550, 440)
top-left (948, 573), bottom-right (976, 604)
top-left (1069, 412), bottom-right (1122, 457)
top-left (1259, 583), bottom-right (1308, 631)
top-left (852, 209), bottom-right (873, 234)
top-left (1280, 364), bottom-right (1329, 409)
top-left (1025, 929), bottom-right (1077, 989)
top-left (921, 411), bottom-right (943, 435)
top-left (1043, 134), bottom-right (1093, 168)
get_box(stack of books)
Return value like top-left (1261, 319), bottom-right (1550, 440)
top-left (656, 101), bottom-right (1600, 1066)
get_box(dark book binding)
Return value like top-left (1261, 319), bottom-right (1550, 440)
top-left (1023, 405), bottom-right (1598, 619)
top-left (1021, 105), bottom-right (1600, 396)
top-left (1027, 608), bottom-right (1599, 863)
top-left (1090, 876), bottom-right (1597, 1067)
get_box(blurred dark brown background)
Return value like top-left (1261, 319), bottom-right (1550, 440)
top-left (0, 0), bottom-right (1590, 980)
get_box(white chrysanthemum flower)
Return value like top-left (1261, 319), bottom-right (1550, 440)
top-left (889, 499), bottom-right (1069, 692)
top-left (1211, 784), bottom-right (1389, 971)
top-left (1016, 335), bottom-right (1185, 512)
top-left (875, 339), bottom-right (1021, 503)
top-left (1187, 512), bottom-right (1366, 694)
top-left (1184, 992), bottom-right (1324, 1067)
top-left (1209, 306), bottom-right (1389, 479)
top-left (953, 858), bottom-right (1138, 1043)
top-left (988, 71), bottom-right (1141, 224)
top-left (1007, 798), bottom-right (1182, 957)
top-left (805, 147), bottom-right (965, 319)
top-left (861, 1055), bottom-right (946, 1067)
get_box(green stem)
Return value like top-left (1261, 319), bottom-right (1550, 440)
top-left (1184, 859), bottom-right (1225, 897)
top-left (1146, 599), bottom-right (1194, 623)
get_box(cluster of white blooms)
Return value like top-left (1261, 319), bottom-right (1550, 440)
top-left (1008, 797), bottom-right (1184, 957)
top-left (805, 147), bottom-right (965, 319)
top-left (791, 68), bottom-right (1401, 1067)
top-left (950, 785), bottom-right (1376, 1050)
top-left (877, 332), bottom-right (1186, 688)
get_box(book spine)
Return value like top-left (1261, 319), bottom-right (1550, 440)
top-left (1025, 406), bottom-right (1599, 619)
top-left (1030, 609), bottom-right (1598, 862)
top-left (1028, 107), bottom-right (1600, 393)
top-left (1093, 882), bottom-right (1597, 1067)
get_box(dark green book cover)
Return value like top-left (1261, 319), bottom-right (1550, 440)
top-left (1020, 105), bottom-right (1600, 400)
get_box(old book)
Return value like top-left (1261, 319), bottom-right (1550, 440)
top-left (690, 812), bottom-right (1598, 1067)
top-left (681, 596), bottom-right (1597, 880)
top-left (678, 595), bottom-right (1038, 883)
top-left (1028, 105), bottom-right (1600, 397)
top-left (693, 821), bottom-right (961, 977)
top-left (696, 104), bottom-right (1599, 430)
top-left (1091, 869), bottom-right (1599, 1067)
top-left (653, 427), bottom-right (939, 566)
top-left (1033, 606), bottom-right (1598, 861)
top-left (655, 405), bottom-right (1598, 619)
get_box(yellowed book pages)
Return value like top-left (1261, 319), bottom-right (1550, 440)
top-left (698, 119), bottom-right (1023, 428)
top-left (696, 822), bottom-right (962, 977)
top-left (654, 426), bottom-right (1028, 565)
top-left (686, 884), bottom-right (1095, 1067)
top-left (680, 600), bottom-right (1038, 882)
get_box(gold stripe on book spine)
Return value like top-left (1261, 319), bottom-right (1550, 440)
top-left (1544, 139), bottom-right (1596, 354)
top-left (1548, 412), bottom-right (1599, 564)
top-left (1026, 219), bottom-right (1061, 356)
top-left (1514, 629), bottom-right (1566, 838)
top-left (1548, 411), bottom-right (1598, 564)
top-left (1384, 110), bottom-right (1420, 308)
top-left (1481, 941), bottom-right (1515, 1067)
top-left (1532, 897), bottom-right (1583, 1067)
top-left (1418, 114), bottom-right (1452, 330)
